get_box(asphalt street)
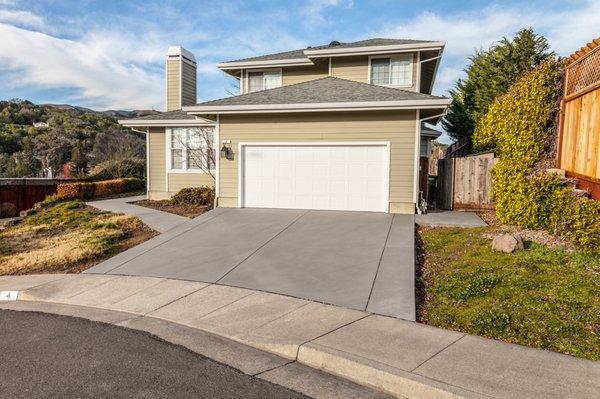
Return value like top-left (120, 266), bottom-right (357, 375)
top-left (0, 310), bottom-right (309, 399)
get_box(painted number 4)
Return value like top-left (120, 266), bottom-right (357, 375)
top-left (0, 291), bottom-right (18, 301)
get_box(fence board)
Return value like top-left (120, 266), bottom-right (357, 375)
top-left (436, 153), bottom-right (497, 210)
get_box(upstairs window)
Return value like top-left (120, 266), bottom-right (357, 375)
top-left (370, 55), bottom-right (413, 87)
top-left (170, 127), bottom-right (215, 172)
top-left (247, 70), bottom-right (282, 93)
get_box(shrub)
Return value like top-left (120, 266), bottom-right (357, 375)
top-left (0, 202), bottom-right (17, 218)
top-left (86, 158), bottom-right (146, 181)
top-left (56, 178), bottom-right (143, 200)
top-left (170, 186), bottom-right (214, 206)
top-left (474, 58), bottom-right (599, 252)
top-left (39, 194), bottom-right (65, 208)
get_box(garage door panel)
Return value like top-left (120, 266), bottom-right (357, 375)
top-left (242, 144), bottom-right (388, 212)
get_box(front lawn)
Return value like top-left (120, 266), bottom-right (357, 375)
top-left (418, 226), bottom-right (600, 361)
top-left (0, 200), bottom-right (155, 275)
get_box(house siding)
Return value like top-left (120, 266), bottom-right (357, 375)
top-left (166, 60), bottom-right (180, 111)
top-left (181, 61), bottom-right (197, 106)
top-left (217, 110), bottom-right (417, 213)
top-left (147, 127), bottom-right (214, 200)
top-left (282, 63), bottom-right (329, 86)
top-left (331, 53), bottom-right (418, 91)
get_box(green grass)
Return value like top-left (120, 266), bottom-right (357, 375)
top-left (418, 227), bottom-right (600, 361)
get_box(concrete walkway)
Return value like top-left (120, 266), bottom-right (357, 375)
top-left (1, 274), bottom-right (597, 399)
top-left (86, 195), bottom-right (189, 233)
top-left (415, 211), bottom-right (487, 228)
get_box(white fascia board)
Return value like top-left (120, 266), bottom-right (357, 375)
top-left (218, 58), bottom-right (313, 70)
top-left (118, 119), bottom-right (216, 127)
top-left (304, 42), bottom-right (446, 58)
top-left (183, 99), bottom-right (451, 114)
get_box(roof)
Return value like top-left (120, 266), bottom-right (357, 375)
top-left (131, 110), bottom-right (197, 120)
top-left (224, 38), bottom-right (439, 63)
top-left (421, 126), bottom-right (442, 138)
top-left (118, 110), bottom-right (216, 127)
top-left (196, 77), bottom-right (447, 107)
top-left (568, 37), bottom-right (600, 63)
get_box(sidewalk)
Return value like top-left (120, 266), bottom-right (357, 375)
top-left (1, 274), bottom-right (597, 399)
top-left (86, 195), bottom-right (189, 233)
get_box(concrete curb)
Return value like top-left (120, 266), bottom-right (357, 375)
top-left (1, 274), bottom-right (598, 399)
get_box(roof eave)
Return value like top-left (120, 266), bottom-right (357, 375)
top-left (218, 58), bottom-right (314, 71)
top-left (118, 119), bottom-right (217, 127)
top-left (183, 99), bottom-right (451, 115)
top-left (304, 41), bottom-right (446, 58)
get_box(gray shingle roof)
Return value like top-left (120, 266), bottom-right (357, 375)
top-left (225, 38), bottom-right (436, 63)
top-left (130, 110), bottom-right (197, 120)
top-left (196, 77), bottom-right (447, 107)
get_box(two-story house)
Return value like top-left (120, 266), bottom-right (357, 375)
top-left (120, 39), bottom-right (450, 214)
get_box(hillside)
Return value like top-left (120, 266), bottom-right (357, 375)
top-left (0, 99), bottom-right (146, 178)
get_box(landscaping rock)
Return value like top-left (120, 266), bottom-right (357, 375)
top-left (492, 233), bottom-right (524, 253)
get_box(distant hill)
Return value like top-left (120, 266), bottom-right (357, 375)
top-left (0, 99), bottom-right (146, 178)
top-left (42, 104), bottom-right (160, 119)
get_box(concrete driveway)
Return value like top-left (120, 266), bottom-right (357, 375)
top-left (86, 208), bottom-right (415, 320)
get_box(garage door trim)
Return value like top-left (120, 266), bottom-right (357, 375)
top-left (238, 141), bottom-right (391, 212)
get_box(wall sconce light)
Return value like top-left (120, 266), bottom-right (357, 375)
top-left (220, 140), bottom-right (232, 160)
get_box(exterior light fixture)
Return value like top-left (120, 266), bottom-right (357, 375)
top-left (220, 140), bottom-right (232, 159)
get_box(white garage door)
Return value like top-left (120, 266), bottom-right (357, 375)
top-left (240, 143), bottom-right (389, 212)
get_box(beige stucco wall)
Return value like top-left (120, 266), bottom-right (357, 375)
top-left (217, 111), bottom-right (417, 213)
top-left (147, 127), bottom-right (214, 200)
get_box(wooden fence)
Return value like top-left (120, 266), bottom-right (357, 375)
top-left (0, 179), bottom-right (58, 213)
top-left (558, 38), bottom-right (600, 199)
top-left (435, 153), bottom-right (498, 210)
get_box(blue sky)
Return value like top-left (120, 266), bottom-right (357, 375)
top-left (0, 0), bottom-right (598, 111)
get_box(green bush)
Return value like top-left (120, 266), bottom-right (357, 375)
top-left (85, 158), bottom-right (145, 181)
top-left (170, 186), bottom-right (214, 206)
top-left (474, 58), bottom-right (599, 252)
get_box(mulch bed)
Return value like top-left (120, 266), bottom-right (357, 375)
top-left (132, 200), bottom-right (210, 218)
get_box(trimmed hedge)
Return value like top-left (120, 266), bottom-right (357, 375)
top-left (56, 178), bottom-right (142, 200)
top-left (473, 58), bottom-right (599, 252)
top-left (170, 186), bottom-right (214, 206)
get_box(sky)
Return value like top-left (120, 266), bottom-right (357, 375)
top-left (0, 0), bottom-right (598, 112)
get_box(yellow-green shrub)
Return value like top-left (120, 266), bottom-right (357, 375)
top-left (474, 58), bottom-right (599, 252)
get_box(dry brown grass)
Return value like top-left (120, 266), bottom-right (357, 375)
top-left (0, 200), bottom-right (155, 275)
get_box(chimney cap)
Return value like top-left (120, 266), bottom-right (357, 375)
top-left (167, 46), bottom-right (196, 63)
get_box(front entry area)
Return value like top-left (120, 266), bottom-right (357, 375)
top-left (239, 142), bottom-right (390, 212)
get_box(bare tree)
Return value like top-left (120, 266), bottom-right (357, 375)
top-left (171, 127), bottom-right (216, 181)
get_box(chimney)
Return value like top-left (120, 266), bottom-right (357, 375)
top-left (166, 46), bottom-right (197, 111)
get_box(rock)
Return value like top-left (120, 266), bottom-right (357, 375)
top-left (492, 233), bottom-right (524, 253)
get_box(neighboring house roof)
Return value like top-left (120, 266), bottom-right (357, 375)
top-left (225, 38), bottom-right (437, 63)
top-left (118, 110), bottom-right (216, 127)
top-left (421, 126), bottom-right (442, 138)
top-left (184, 77), bottom-right (449, 115)
top-left (568, 37), bottom-right (600, 63)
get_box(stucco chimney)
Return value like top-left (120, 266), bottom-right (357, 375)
top-left (165, 46), bottom-right (197, 111)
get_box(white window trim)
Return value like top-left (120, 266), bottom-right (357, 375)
top-left (243, 68), bottom-right (283, 94)
top-left (368, 54), bottom-right (414, 88)
top-left (237, 141), bottom-right (391, 213)
top-left (166, 127), bottom-right (216, 174)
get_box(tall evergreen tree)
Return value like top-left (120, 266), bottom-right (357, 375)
top-left (442, 28), bottom-right (552, 142)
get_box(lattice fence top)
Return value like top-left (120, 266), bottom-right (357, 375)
top-left (566, 46), bottom-right (600, 99)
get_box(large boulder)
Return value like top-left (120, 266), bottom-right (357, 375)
top-left (492, 233), bottom-right (524, 253)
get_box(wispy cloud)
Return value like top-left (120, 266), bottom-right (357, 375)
top-left (381, 1), bottom-right (600, 94)
top-left (0, 8), bottom-right (45, 29)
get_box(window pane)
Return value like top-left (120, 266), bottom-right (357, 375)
top-left (187, 128), bottom-right (202, 149)
top-left (187, 149), bottom-right (204, 169)
top-left (390, 56), bottom-right (412, 86)
top-left (171, 149), bottom-right (183, 169)
top-left (171, 128), bottom-right (185, 149)
top-left (248, 72), bottom-right (264, 93)
top-left (371, 58), bottom-right (390, 85)
top-left (263, 71), bottom-right (281, 90)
